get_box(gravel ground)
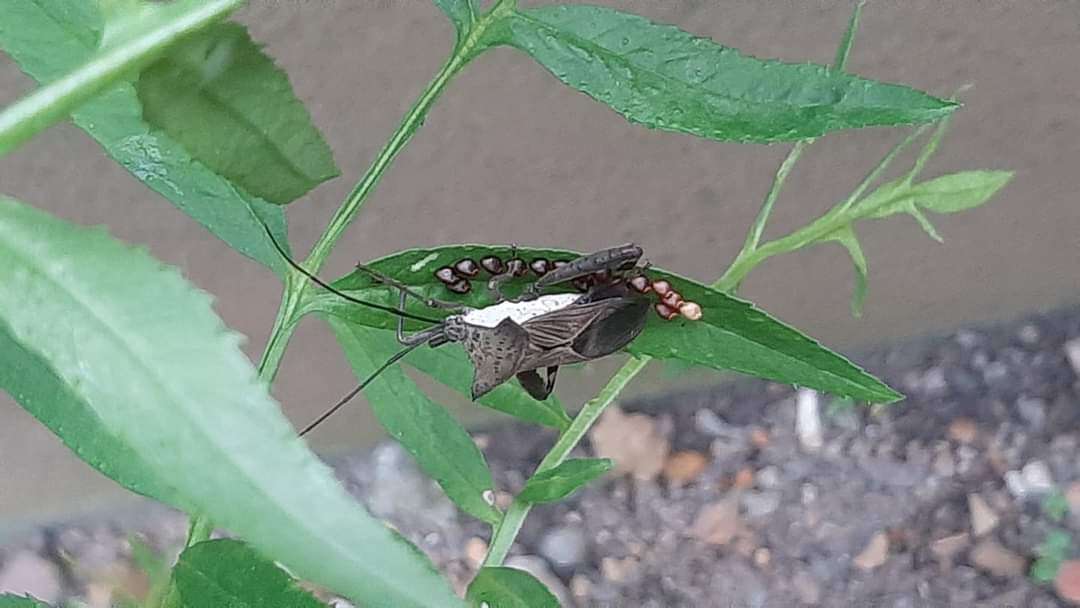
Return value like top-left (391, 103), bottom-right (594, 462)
top-left (4, 305), bottom-right (1080, 606)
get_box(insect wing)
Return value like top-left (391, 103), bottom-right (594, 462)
top-left (521, 297), bottom-right (642, 351)
top-left (463, 318), bottom-right (530, 400)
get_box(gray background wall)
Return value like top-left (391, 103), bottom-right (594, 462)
top-left (1, 1), bottom-right (1078, 533)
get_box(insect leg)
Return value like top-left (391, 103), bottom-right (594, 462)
top-left (355, 263), bottom-right (466, 311)
top-left (515, 366), bottom-right (560, 400)
top-left (389, 289), bottom-right (449, 346)
top-left (527, 244), bottom-right (643, 295)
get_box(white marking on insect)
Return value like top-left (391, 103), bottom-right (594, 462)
top-left (462, 293), bottom-right (581, 328)
top-left (409, 252), bottom-right (440, 272)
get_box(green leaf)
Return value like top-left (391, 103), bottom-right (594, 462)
top-left (173, 539), bottom-right (325, 608)
top-left (466, 567), bottom-right (560, 608)
top-left (0, 596), bottom-right (49, 608)
top-left (136, 22), bottom-right (339, 205)
top-left (905, 171), bottom-right (1014, 214)
top-left (833, 1), bottom-right (864, 72)
top-left (328, 320), bottom-right (502, 525)
top-left (433, 0), bottom-right (474, 37)
top-left (0, 0), bottom-right (291, 274)
top-left (519, 458), bottom-right (612, 504)
top-left (0, 198), bottom-right (462, 608)
top-left (302, 244), bottom-right (901, 403)
top-left (827, 226), bottom-right (869, 317)
top-left (498, 5), bottom-right (956, 143)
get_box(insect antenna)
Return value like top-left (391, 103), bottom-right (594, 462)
top-left (298, 342), bottom-right (422, 437)
top-left (261, 223), bottom-right (440, 324)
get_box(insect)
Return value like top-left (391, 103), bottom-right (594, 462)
top-left (263, 227), bottom-right (701, 436)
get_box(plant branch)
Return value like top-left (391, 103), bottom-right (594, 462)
top-left (0, 0), bottom-right (245, 157)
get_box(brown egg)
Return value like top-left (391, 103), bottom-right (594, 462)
top-left (661, 290), bottom-right (683, 308)
top-left (679, 301), bottom-right (703, 321)
top-left (654, 302), bottom-right (679, 320)
top-left (446, 279), bottom-right (471, 294)
top-left (530, 258), bottom-right (550, 276)
top-left (480, 255), bottom-right (505, 275)
top-left (506, 258), bottom-right (528, 277)
top-left (629, 275), bottom-right (652, 293)
top-left (454, 258), bottom-right (480, 278)
top-left (434, 267), bottom-right (457, 285)
top-left (651, 280), bottom-right (672, 297)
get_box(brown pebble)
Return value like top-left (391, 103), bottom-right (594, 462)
top-left (948, 418), bottom-right (978, 444)
top-left (853, 532), bottom-right (890, 571)
top-left (1055, 560), bottom-right (1080, 605)
top-left (663, 451), bottom-right (709, 487)
top-left (464, 537), bottom-right (488, 568)
top-left (733, 466), bottom-right (755, 490)
top-left (970, 538), bottom-right (1026, 577)
top-left (749, 427), bottom-right (770, 448)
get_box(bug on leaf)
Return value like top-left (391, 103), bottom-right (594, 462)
top-left (263, 227), bottom-right (700, 436)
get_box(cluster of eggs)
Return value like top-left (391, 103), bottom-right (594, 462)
top-left (434, 254), bottom-right (703, 321)
top-left (627, 276), bottom-right (703, 321)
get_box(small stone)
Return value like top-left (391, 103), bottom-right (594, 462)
top-left (852, 532), bottom-right (889, 571)
top-left (0, 551), bottom-right (62, 604)
top-left (733, 466), bottom-right (755, 490)
top-left (796, 389), bottom-right (823, 452)
top-left (1006, 460), bottom-right (1055, 499)
top-left (1064, 338), bottom-right (1080, 374)
top-left (662, 451), bottom-right (708, 487)
top-left (537, 526), bottom-right (587, 571)
top-left (600, 556), bottom-right (638, 583)
top-left (930, 533), bottom-right (970, 571)
top-left (948, 418), bottom-right (979, 444)
top-left (1065, 482), bottom-right (1080, 521)
top-left (921, 367), bottom-right (949, 397)
top-left (1054, 560), bottom-right (1080, 605)
top-left (464, 537), bottom-right (487, 568)
top-left (690, 496), bottom-right (741, 546)
top-left (570, 575), bottom-right (591, 602)
top-left (971, 539), bottom-right (1026, 577)
top-left (749, 426), bottom-right (770, 448)
top-left (968, 494), bottom-right (1000, 537)
top-left (742, 490), bottom-right (782, 518)
top-left (756, 465), bottom-right (781, 489)
top-left (932, 449), bottom-right (956, 477)
top-left (694, 408), bottom-right (728, 437)
top-left (1016, 396), bottom-right (1047, 430)
top-left (590, 406), bottom-right (669, 481)
top-left (1018, 323), bottom-right (1041, 345)
top-left (753, 547), bottom-right (771, 568)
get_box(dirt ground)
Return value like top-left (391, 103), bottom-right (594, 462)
top-left (3, 305), bottom-right (1080, 606)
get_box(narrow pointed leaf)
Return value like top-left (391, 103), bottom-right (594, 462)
top-left (833, 1), bottom-right (864, 72)
top-left (498, 5), bottom-right (956, 143)
top-left (466, 567), bottom-right (560, 608)
top-left (0, 596), bottom-right (49, 608)
top-left (519, 458), bottom-right (612, 504)
top-left (301, 244), bottom-right (900, 403)
top-left (0, 1), bottom-right (291, 274)
top-left (432, 0), bottom-right (474, 36)
top-left (907, 171), bottom-right (1014, 214)
top-left (136, 22), bottom-right (339, 205)
top-left (828, 226), bottom-right (869, 317)
top-left (907, 203), bottom-right (943, 242)
top-left (0, 198), bottom-right (462, 608)
top-left (328, 320), bottom-right (501, 525)
top-left (173, 540), bottom-right (325, 608)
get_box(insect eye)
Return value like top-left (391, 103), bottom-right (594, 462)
top-left (434, 267), bottom-right (457, 285)
top-left (480, 255), bottom-right (504, 274)
top-left (454, 258), bottom-right (480, 278)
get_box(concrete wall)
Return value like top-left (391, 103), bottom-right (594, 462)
top-left (1, 1), bottom-right (1078, 530)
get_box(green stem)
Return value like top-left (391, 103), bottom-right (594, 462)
top-left (0, 0), bottom-right (245, 157)
top-left (483, 355), bottom-right (650, 566)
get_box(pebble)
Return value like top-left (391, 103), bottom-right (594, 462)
top-left (690, 496), bottom-right (741, 546)
top-left (464, 537), bottom-right (487, 568)
top-left (590, 407), bottom-right (670, 481)
top-left (1065, 482), bottom-right (1080, 524)
top-left (752, 548), bottom-right (771, 568)
top-left (948, 418), bottom-right (979, 444)
top-left (0, 551), bottom-right (62, 604)
top-left (537, 526), bottom-right (587, 571)
top-left (852, 532), bottom-right (889, 571)
top-left (662, 451), bottom-right (708, 487)
top-left (1055, 560), bottom-right (1080, 605)
top-left (968, 493), bottom-right (1000, 537)
top-left (1016, 396), bottom-right (1047, 429)
top-left (930, 533), bottom-right (970, 571)
top-left (795, 389), bottom-right (824, 452)
top-left (1064, 338), bottom-right (1080, 374)
top-left (599, 556), bottom-right (638, 583)
top-left (1005, 460), bottom-right (1056, 499)
top-left (932, 448), bottom-right (956, 477)
top-left (755, 465), bottom-right (781, 489)
top-left (970, 539), bottom-right (1026, 577)
top-left (733, 466), bottom-right (755, 490)
top-left (792, 570), bottom-right (822, 605)
top-left (742, 490), bottom-right (782, 519)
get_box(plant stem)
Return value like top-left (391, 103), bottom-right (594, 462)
top-left (483, 355), bottom-right (650, 567)
top-left (0, 0), bottom-right (245, 157)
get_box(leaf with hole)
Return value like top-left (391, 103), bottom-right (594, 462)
top-left (301, 244), bottom-right (900, 403)
top-left (173, 539), bottom-right (325, 608)
top-left (329, 321), bottom-right (502, 525)
top-left (0, 1), bottom-right (291, 273)
top-left (519, 458), bottom-right (612, 504)
top-left (0, 198), bottom-right (462, 608)
top-left (136, 22), bottom-right (339, 205)
top-left (466, 567), bottom-right (560, 608)
top-left (494, 4), bottom-right (956, 143)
